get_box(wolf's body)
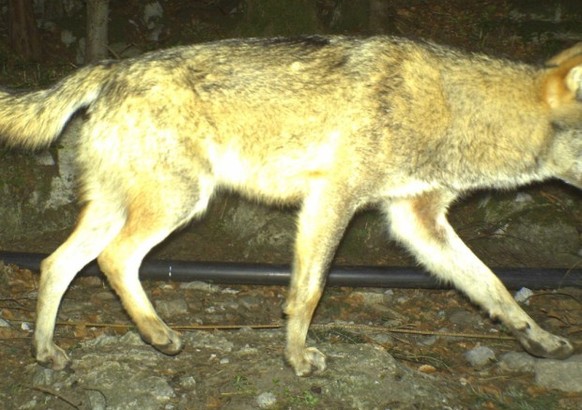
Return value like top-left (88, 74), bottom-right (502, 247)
top-left (0, 36), bottom-right (580, 376)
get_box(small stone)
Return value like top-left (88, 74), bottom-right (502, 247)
top-left (240, 296), bottom-right (261, 310)
top-left (142, 375), bottom-right (175, 400)
top-left (119, 331), bottom-right (144, 346)
top-left (155, 297), bottom-right (189, 316)
top-left (179, 281), bottom-right (220, 293)
top-left (76, 276), bottom-right (104, 287)
top-left (86, 389), bottom-right (107, 410)
top-left (418, 364), bottom-right (437, 374)
top-left (238, 345), bottom-right (259, 356)
top-left (514, 193), bottom-right (533, 203)
top-left (464, 346), bottom-right (496, 368)
top-left (352, 290), bottom-right (386, 306)
top-left (31, 367), bottom-right (55, 386)
top-left (91, 290), bottom-right (117, 302)
top-left (369, 333), bottom-right (393, 345)
top-left (498, 352), bottom-right (536, 373)
top-left (448, 309), bottom-right (480, 326)
top-left (417, 335), bottom-right (438, 346)
top-left (179, 376), bottom-right (197, 388)
top-left (34, 151), bottom-right (55, 166)
top-left (514, 287), bottom-right (534, 305)
top-left (257, 392), bottom-right (277, 409)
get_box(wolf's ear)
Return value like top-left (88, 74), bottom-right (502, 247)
top-left (543, 43), bottom-right (582, 108)
top-left (565, 65), bottom-right (582, 101)
top-left (542, 57), bottom-right (582, 108)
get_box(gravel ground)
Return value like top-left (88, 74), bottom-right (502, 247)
top-left (1, 263), bottom-right (581, 409)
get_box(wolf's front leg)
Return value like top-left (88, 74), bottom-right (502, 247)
top-left (285, 185), bottom-right (356, 376)
top-left (384, 191), bottom-right (573, 359)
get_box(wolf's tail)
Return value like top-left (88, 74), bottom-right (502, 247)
top-left (0, 62), bottom-right (114, 149)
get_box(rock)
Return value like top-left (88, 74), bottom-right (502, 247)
top-left (514, 287), bottom-right (534, 304)
top-left (155, 297), bottom-right (189, 316)
top-left (179, 376), bottom-right (196, 388)
top-left (417, 335), bottom-right (438, 346)
top-left (464, 346), bottom-right (496, 368)
top-left (418, 364), bottom-right (437, 374)
top-left (257, 391), bottom-right (277, 408)
top-left (83, 331), bottom-right (143, 349)
top-left (86, 369), bottom-right (174, 409)
top-left (179, 281), bottom-right (221, 293)
top-left (369, 333), bottom-right (393, 345)
top-left (75, 276), bottom-right (104, 287)
top-left (514, 193), bottom-right (533, 203)
top-left (238, 344), bottom-right (259, 356)
top-left (352, 290), bottom-right (387, 306)
top-left (90, 290), bottom-right (117, 302)
top-left (184, 331), bottom-right (234, 352)
top-left (86, 389), bottom-right (107, 410)
top-left (448, 309), bottom-right (481, 326)
top-left (499, 353), bottom-right (582, 393)
top-left (320, 343), bottom-right (453, 409)
top-left (498, 352), bottom-right (536, 373)
top-left (535, 356), bottom-right (582, 393)
top-left (31, 367), bottom-right (56, 386)
top-left (240, 295), bottom-right (262, 310)
top-left (351, 291), bottom-right (407, 317)
top-left (118, 331), bottom-right (144, 346)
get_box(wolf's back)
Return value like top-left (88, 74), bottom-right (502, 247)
top-left (0, 62), bottom-right (114, 149)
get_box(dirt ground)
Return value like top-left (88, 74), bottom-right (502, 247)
top-left (1, 258), bottom-right (581, 409)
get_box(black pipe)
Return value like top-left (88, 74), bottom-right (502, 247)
top-left (1, 251), bottom-right (581, 290)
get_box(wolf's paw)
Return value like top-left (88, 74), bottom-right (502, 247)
top-left (515, 326), bottom-right (574, 359)
top-left (33, 342), bottom-right (71, 371)
top-left (287, 347), bottom-right (327, 377)
top-left (145, 328), bottom-right (184, 356)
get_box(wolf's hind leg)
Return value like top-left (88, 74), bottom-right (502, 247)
top-left (34, 201), bottom-right (125, 370)
top-left (96, 178), bottom-right (213, 355)
top-left (285, 185), bottom-right (356, 376)
top-left (384, 191), bottom-right (573, 359)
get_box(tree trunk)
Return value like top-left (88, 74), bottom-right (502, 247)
top-left (369, 0), bottom-right (391, 34)
top-left (8, 0), bottom-right (42, 61)
top-left (86, 0), bottom-right (110, 63)
top-left (238, 0), bottom-right (320, 37)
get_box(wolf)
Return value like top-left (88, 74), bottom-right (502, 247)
top-left (0, 36), bottom-right (580, 376)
